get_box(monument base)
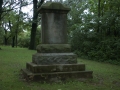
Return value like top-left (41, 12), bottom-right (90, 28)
top-left (21, 52), bottom-right (93, 82)
top-left (32, 53), bottom-right (77, 65)
top-left (36, 44), bottom-right (71, 53)
top-left (21, 63), bottom-right (93, 82)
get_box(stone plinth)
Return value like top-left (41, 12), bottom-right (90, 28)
top-left (36, 44), bottom-right (71, 53)
top-left (26, 62), bottom-right (85, 73)
top-left (34, 2), bottom-right (76, 65)
top-left (22, 63), bottom-right (93, 81)
top-left (32, 53), bottom-right (77, 65)
top-left (22, 69), bottom-right (93, 82)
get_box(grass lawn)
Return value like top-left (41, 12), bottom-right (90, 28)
top-left (0, 46), bottom-right (120, 90)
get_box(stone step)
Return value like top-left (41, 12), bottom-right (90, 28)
top-left (21, 69), bottom-right (93, 81)
top-left (26, 62), bottom-right (85, 73)
top-left (36, 44), bottom-right (71, 53)
top-left (32, 53), bottom-right (77, 65)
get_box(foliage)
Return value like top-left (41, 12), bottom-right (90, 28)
top-left (18, 31), bottom-right (30, 48)
top-left (88, 37), bottom-right (120, 63)
top-left (1, 10), bottom-right (30, 46)
top-left (67, 0), bottom-right (120, 65)
top-left (0, 0), bottom-right (32, 47)
top-left (18, 25), bottom-right (41, 48)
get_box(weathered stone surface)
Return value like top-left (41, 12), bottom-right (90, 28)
top-left (26, 62), bottom-right (85, 73)
top-left (36, 44), bottom-right (71, 53)
top-left (41, 12), bottom-right (67, 44)
top-left (38, 2), bottom-right (70, 44)
top-left (32, 53), bottom-right (77, 65)
top-left (38, 2), bottom-right (70, 13)
top-left (21, 69), bottom-right (93, 82)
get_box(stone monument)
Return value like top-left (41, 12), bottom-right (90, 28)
top-left (21, 2), bottom-right (93, 82)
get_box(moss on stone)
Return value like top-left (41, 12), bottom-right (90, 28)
top-left (36, 44), bottom-right (71, 53)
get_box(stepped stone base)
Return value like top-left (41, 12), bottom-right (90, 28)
top-left (26, 62), bottom-right (85, 73)
top-left (21, 63), bottom-right (93, 82)
top-left (22, 45), bottom-right (93, 82)
top-left (32, 53), bottom-right (77, 65)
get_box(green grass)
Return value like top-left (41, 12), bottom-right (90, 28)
top-left (0, 46), bottom-right (120, 90)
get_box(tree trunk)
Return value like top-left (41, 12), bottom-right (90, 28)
top-left (15, 30), bottom-right (18, 47)
top-left (0, 0), bottom-right (3, 21)
top-left (29, 0), bottom-right (44, 50)
top-left (12, 36), bottom-right (15, 47)
top-left (29, 0), bottom-right (38, 50)
top-left (15, 0), bottom-right (22, 48)
top-left (4, 37), bottom-right (8, 45)
top-left (97, 0), bottom-right (101, 33)
top-left (4, 29), bottom-right (8, 45)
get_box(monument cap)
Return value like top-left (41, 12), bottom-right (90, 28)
top-left (38, 1), bottom-right (71, 13)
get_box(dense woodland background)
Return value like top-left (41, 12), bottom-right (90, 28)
top-left (0, 0), bottom-right (120, 65)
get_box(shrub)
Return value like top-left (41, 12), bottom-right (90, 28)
top-left (70, 29), bottom-right (120, 65)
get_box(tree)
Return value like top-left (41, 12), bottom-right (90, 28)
top-left (0, 0), bottom-right (32, 47)
top-left (0, 0), bottom-right (3, 22)
top-left (63, 0), bottom-right (120, 64)
top-left (29, 0), bottom-right (44, 50)
top-left (97, 0), bottom-right (101, 33)
top-left (14, 0), bottom-right (23, 47)
top-left (0, 0), bottom-right (3, 49)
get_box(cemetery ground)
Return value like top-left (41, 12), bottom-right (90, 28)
top-left (0, 46), bottom-right (120, 90)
